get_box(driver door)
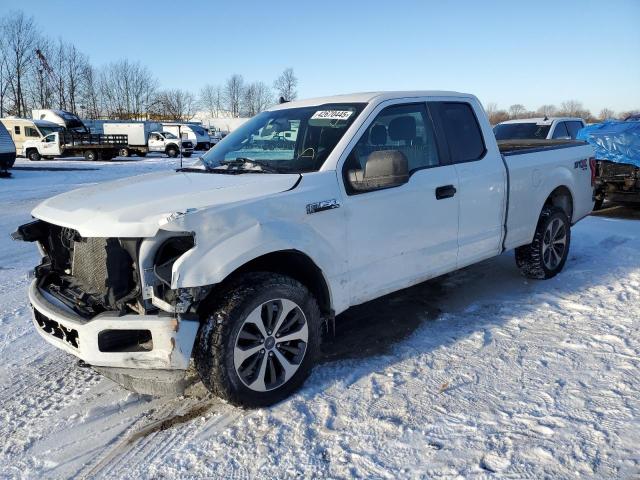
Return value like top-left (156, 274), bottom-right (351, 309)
top-left (40, 133), bottom-right (60, 156)
top-left (148, 133), bottom-right (164, 152)
top-left (340, 101), bottom-right (460, 306)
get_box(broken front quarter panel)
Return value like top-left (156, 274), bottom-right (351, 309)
top-left (162, 171), bottom-right (352, 315)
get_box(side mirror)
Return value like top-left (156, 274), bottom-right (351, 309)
top-left (348, 150), bottom-right (409, 192)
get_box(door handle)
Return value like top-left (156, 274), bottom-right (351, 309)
top-left (435, 185), bottom-right (457, 200)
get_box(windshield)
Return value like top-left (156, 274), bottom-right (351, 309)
top-left (38, 126), bottom-right (61, 136)
top-left (494, 123), bottom-right (551, 140)
top-left (199, 103), bottom-right (365, 173)
top-left (162, 131), bottom-right (178, 139)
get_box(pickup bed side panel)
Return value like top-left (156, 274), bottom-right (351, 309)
top-left (503, 144), bottom-right (594, 250)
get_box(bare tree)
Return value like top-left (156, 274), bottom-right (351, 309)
top-left (242, 81), bottom-right (272, 116)
top-left (485, 102), bottom-right (498, 118)
top-left (619, 109), bottom-right (640, 120)
top-left (224, 74), bottom-right (244, 117)
top-left (598, 108), bottom-right (615, 121)
top-left (273, 68), bottom-right (298, 102)
top-left (200, 84), bottom-right (224, 117)
top-left (536, 104), bottom-right (557, 117)
top-left (559, 100), bottom-right (583, 117)
top-left (508, 104), bottom-right (526, 119)
top-left (489, 109), bottom-right (510, 125)
top-left (0, 24), bottom-right (13, 116)
top-left (151, 89), bottom-right (196, 121)
top-left (80, 64), bottom-right (101, 119)
top-left (100, 59), bottom-right (157, 119)
top-left (2, 11), bottom-right (38, 116)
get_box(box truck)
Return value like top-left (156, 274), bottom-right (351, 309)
top-left (162, 123), bottom-right (211, 150)
top-left (103, 123), bottom-right (194, 158)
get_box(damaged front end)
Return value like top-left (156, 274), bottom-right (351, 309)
top-left (13, 219), bottom-right (207, 395)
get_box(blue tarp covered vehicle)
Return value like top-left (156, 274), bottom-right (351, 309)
top-left (577, 120), bottom-right (640, 168)
top-left (579, 119), bottom-right (640, 207)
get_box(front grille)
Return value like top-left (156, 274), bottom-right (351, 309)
top-left (35, 222), bottom-right (139, 316)
top-left (72, 237), bottom-right (109, 295)
top-left (33, 308), bottom-right (79, 348)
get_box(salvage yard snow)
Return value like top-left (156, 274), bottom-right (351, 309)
top-left (1, 156), bottom-right (640, 479)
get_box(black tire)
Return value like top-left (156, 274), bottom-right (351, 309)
top-left (28, 150), bottom-right (41, 162)
top-left (119, 148), bottom-right (130, 157)
top-left (194, 272), bottom-right (322, 408)
top-left (515, 206), bottom-right (571, 279)
top-left (166, 146), bottom-right (178, 158)
top-left (137, 151), bottom-right (147, 157)
top-left (183, 152), bottom-right (192, 158)
top-left (84, 150), bottom-right (97, 161)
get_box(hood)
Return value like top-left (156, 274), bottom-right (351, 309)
top-left (32, 170), bottom-right (300, 237)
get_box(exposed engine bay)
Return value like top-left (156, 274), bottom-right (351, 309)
top-left (13, 220), bottom-right (197, 319)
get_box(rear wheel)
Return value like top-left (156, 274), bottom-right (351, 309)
top-left (194, 273), bottom-right (321, 408)
top-left (515, 206), bottom-right (571, 279)
top-left (137, 151), bottom-right (147, 157)
top-left (183, 152), bottom-right (192, 158)
top-left (119, 148), bottom-right (130, 157)
top-left (84, 150), bottom-right (97, 161)
top-left (28, 150), bottom-right (41, 162)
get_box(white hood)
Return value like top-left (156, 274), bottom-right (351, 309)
top-left (31, 171), bottom-right (300, 237)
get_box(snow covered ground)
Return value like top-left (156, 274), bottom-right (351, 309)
top-left (1, 156), bottom-right (639, 479)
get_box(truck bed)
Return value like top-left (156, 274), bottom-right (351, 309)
top-left (498, 139), bottom-right (587, 155)
top-left (60, 132), bottom-right (127, 149)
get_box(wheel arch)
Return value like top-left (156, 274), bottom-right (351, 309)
top-left (542, 185), bottom-right (574, 223)
top-left (204, 249), bottom-right (332, 318)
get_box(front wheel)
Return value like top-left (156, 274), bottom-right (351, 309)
top-left (84, 150), bottom-right (97, 161)
top-left (28, 150), bottom-right (41, 162)
top-left (515, 206), bottom-right (571, 279)
top-left (183, 152), bottom-right (192, 158)
top-left (194, 273), bottom-right (321, 408)
top-left (166, 147), bottom-right (178, 158)
top-left (119, 148), bottom-right (130, 157)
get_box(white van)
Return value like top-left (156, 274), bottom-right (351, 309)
top-left (162, 123), bottom-right (211, 150)
top-left (0, 118), bottom-right (61, 156)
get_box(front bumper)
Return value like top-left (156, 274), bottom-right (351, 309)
top-left (28, 280), bottom-right (199, 370)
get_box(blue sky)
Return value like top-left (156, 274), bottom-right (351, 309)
top-left (2, 0), bottom-right (639, 113)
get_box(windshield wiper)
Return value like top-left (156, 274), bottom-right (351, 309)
top-left (220, 157), bottom-right (280, 173)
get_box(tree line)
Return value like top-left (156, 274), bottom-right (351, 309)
top-left (0, 10), bottom-right (298, 122)
top-left (485, 101), bottom-right (638, 125)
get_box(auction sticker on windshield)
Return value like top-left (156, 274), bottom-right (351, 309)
top-left (311, 110), bottom-right (353, 120)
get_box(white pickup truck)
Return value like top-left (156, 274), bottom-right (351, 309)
top-left (14, 91), bottom-right (595, 407)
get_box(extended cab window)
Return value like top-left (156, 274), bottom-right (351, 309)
top-left (565, 121), bottom-right (583, 139)
top-left (14, 126), bottom-right (20, 135)
top-left (552, 122), bottom-right (569, 139)
top-left (430, 102), bottom-right (485, 163)
top-left (343, 103), bottom-right (439, 194)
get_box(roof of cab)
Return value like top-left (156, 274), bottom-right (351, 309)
top-left (498, 117), bottom-right (585, 126)
top-left (268, 91), bottom-right (474, 110)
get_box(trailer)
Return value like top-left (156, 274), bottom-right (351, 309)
top-left (32, 109), bottom-right (89, 134)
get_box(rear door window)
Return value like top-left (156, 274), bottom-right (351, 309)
top-left (14, 126), bottom-right (20, 135)
top-left (552, 122), bottom-right (569, 139)
top-left (429, 102), bottom-right (485, 163)
top-left (565, 121), bottom-right (583, 139)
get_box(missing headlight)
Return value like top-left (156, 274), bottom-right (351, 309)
top-left (153, 235), bottom-right (195, 287)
